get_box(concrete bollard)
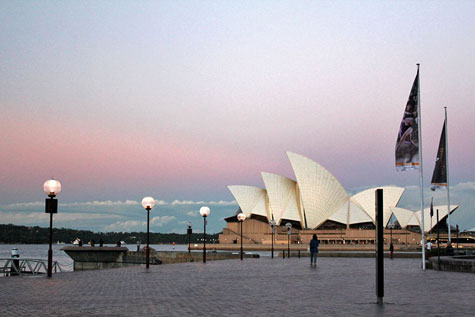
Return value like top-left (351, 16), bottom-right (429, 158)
top-left (11, 248), bottom-right (20, 275)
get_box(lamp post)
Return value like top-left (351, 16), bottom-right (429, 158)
top-left (200, 206), bottom-right (210, 263)
top-left (187, 222), bottom-right (192, 253)
top-left (237, 213), bottom-right (247, 260)
top-left (43, 179), bottom-right (61, 278)
top-left (269, 219), bottom-right (276, 259)
top-left (286, 223), bottom-right (292, 259)
top-left (141, 197), bottom-right (156, 269)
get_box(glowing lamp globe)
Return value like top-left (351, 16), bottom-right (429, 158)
top-left (200, 206), bottom-right (210, 217)
top-left (237, 213), bottom-right (246, 222)
top-left (141, 197), bottom-right (155, 210)
top-left (43, 179), bottom-right (62, 196)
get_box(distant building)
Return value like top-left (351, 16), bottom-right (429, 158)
top-left (220, 152), bottom-right (458, 247)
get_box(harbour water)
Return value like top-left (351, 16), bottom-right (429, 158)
top-left (1, 244), bottom-right (190, 272)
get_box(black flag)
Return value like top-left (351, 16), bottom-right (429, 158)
top-left (430, 197), bottom-right (433, 218)
top-left (430, 121), bottom-right (447, 190)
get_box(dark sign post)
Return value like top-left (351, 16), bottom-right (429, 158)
top-left (375, 189), bottom-right (384, 305)
top-left (187, 224), bottom-right (192, 253)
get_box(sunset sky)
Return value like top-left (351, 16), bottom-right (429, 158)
top-left (1, 1), bottom-right (474, 233)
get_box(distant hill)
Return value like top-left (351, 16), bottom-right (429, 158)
top-left (0, 224), bottom-right (220, 244)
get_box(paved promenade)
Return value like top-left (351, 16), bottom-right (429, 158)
top-left (1, 257), bottom-right (474, 316)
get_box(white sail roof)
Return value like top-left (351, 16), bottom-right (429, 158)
top-left (415, 205), bottom-right (459, 232)
top-left (348, 198), bottom-right (374, 224)
top-left (328, 199), bottom-right (349, 225)
top-left (286, 152), bottom-right (349, 229)
top-left (351, 187), bottom-right (405, 227)
top-left (261, 172), bottom-right (302, 226)
top-left (227, 185), bottom-right (269, 219)
top-left (408, 212), bottom-right (421, 227)
top-left (390, 207), bottom-right (417, 229)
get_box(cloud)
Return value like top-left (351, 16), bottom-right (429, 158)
top-left (0, 197), bottom-right (238, 233)
top-left (453, 182), bottom-right (475, 191)
top-left (103, 216), bottom-right (176, 232)
top-left (170, 200), bottom-right (236, 206)
top-left (5, 201), bottom-right (44, 208)
top-left (104, 220), bottom-right (146, 232)
top-left (3, 199), bottom-right (226, 210)
top-left (3, 200), bottom-right (140, 210)
top-left (385, 182), bottom-right (475, 230)
top-left (0, 212), bottom-right (123, 226)
top-left (63, 200), bottom-right (140, 207)
top-left (150, 216), bottom-right (176, 227)
top-left (6, 182), bottom-right (471, 233)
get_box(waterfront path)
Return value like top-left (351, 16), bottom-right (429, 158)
top-left (0, 257), bottom-right (474, 316)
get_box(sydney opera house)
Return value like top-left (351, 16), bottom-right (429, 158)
top-left (219, 152), bottom-right (458, 249)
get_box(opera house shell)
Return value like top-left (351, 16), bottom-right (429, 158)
top-left (221, 152), bottom-right (457, 246)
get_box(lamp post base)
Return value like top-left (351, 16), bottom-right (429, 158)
top-left (47, 249), bottom-right (52, 277)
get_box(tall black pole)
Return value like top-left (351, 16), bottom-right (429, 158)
top-left (188, 225), bottom-right (191, 253)
top-left (146, 207), bottom-right (150, 269)
top-left (376, 189), bottom-right (384, 305)
top-left (203, 216), bottom-right (207, 263)
top-left (437, 209), bottom-right (440, 270)
top-left (46, 195), bottom-right (57, 278)
top-left (240, 221), bottom-right (243, 261)
top-left (271, 225), bottom-right (274, 259)
top-left (48, 201), bottom-right (53, 277)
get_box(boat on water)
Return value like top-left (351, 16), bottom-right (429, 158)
top-left (72, 238), bottom-right (81, 245)
top-left (56, 241), bottom-right (65, 245)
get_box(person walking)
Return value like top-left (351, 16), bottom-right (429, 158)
top-left (309, 234), bottom-right (320, 267)
top-left (426, 240), bottom-right (432, 258)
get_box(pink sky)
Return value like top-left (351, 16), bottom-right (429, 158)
top-left (1, 2), bottom-right (474, 231)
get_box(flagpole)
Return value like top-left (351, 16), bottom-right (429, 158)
top-left (445, 107), bottom-right (451, 242)
top-left (417, 63), bottom-right (426, 270)
top-left (430, 197), bottom-right (433, 236)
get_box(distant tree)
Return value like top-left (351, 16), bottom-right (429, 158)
top-left (0, 224), bottom-right (220, 244)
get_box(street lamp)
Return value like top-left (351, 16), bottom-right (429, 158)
top-left (286, 222), bottom-right (292, 259)
top-left (269, 219), bottom-right (276, 259)
top-left (187, 222), bottom-right (192, 253)
top-left (141, 197), bottom-right (155, 269)
top-left (237, 213), bottom-right (247, 260)
top-left (200, 206), bottom-right (210, 263)
top-left (44, 179), bottom-right (61, 278)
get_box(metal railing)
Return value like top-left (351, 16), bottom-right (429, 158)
top-left (1, 258), bottom-right (63, 277)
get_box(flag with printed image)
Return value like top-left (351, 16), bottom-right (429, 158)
top-left (430, 121), bottom-right (447, 190)
top-left (395, 70), bottom-right (420, 171)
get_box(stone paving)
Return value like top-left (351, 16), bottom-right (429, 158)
top-left (0, 257), bottom-right (474, 316)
